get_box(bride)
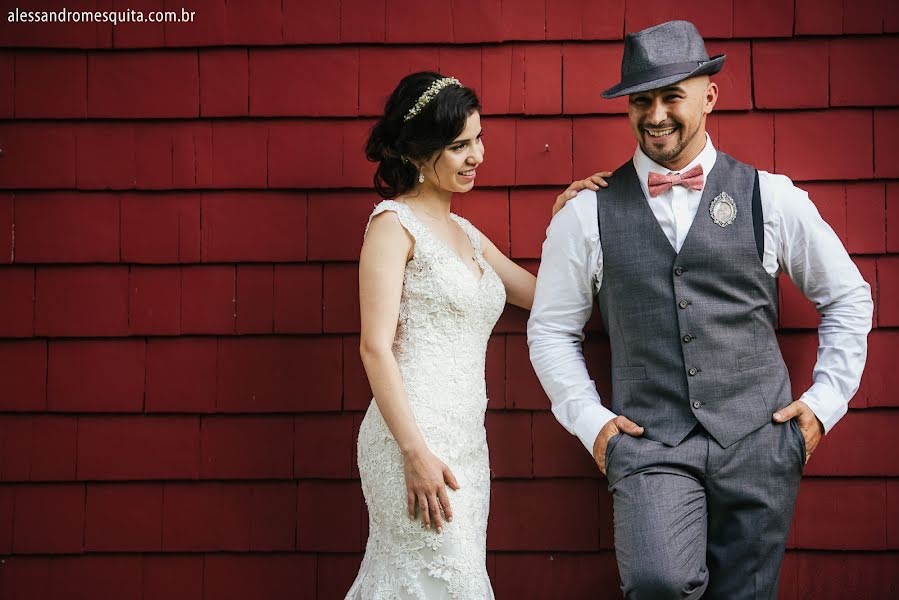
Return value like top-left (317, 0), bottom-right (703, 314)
top-left (346, 71), bottom-right (608, 599)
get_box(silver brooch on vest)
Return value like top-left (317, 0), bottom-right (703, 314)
top-left (709, 191), bottom-right (737, 227)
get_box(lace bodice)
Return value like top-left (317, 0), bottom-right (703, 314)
top-left (347, 200), bottom-right (506, 600)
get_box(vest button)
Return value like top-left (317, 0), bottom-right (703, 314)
top-left (679, 300), bottom-right (689, 309)
top-left (674, 266), bottom-right (684, 276)
top-left (692, 400), bottom-right (701, 409)
top-left (688, 367), bottom-right (698, 376)
top-left (682, 334), bottom-right (693, 343)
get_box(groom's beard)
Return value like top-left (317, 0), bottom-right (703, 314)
top-left (639, 116), bottom-right (701, 166)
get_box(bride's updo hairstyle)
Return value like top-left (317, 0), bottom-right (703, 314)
top-left (366, 71), bottom-right (481, 199)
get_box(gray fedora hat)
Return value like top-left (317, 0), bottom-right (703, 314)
top-left (602, 20), bottom-right (725, 99)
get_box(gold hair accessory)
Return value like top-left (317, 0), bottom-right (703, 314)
top-left (404, 77), bottom-right (463, 122)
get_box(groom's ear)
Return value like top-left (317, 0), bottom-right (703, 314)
top-left (703, 80), bottom-right (719, 115)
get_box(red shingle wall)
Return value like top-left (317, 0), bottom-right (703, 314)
top-left (1, 0), bottom-right (898, 598)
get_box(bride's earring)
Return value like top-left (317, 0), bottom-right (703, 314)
top-left (418, 170), bottom-right (425, 184)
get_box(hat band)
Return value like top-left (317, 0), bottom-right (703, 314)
top-left (619, 60), bottom-right (707, 89)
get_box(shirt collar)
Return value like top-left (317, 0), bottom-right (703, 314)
top-left (632, 132), bottom-right (717, 199)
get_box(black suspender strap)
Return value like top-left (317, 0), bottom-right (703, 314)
top-left (595, 188), bottom-right (602, 240)
top-left (751, 170), bottom-right (764, 262)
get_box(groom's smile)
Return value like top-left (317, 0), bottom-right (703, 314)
top-left (644, 125), bottom-right (677, 138)
top-left (641, 121), bottom-right (681, 147)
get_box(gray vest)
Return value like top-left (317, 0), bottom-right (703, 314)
top-left (596, 152), bottom-right (792, 448)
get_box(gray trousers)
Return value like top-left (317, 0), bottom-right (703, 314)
top-left (605, 419), bottom-right (806, 600)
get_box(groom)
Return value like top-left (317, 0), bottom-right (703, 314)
top-left (528, 20), bottom-right (872, 599)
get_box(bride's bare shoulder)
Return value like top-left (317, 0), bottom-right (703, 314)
top-left (363, 201), bottom-right (415, 257)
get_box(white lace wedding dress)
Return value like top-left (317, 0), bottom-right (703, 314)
top-left (346, 200), bottom-right (506, 600)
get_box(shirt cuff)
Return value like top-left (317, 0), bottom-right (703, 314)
top-left (571, 402), bottom-right (618, 456)
top-left (798, 381), bottom-right (848, 434)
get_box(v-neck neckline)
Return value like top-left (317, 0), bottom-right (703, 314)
top-left (630, 155), bottom-right (719, 258)
top-left (401, 203), bottom-right (486, 284)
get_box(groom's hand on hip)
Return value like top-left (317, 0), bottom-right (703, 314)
top-left (773, 400), bottom-right (825, 464)
top-left (593, 416), bottom-right (645, 476)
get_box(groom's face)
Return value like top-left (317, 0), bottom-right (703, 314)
top-left (627, 76), bottom-right (718, 170)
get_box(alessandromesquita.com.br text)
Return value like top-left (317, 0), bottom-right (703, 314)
top-left (7, 8), bottom-right (196, 25)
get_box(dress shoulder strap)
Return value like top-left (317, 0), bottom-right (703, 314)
top-left (364, 200), bottom-right (424, 243)
top-left (450, 214), bottom-right (483, 255)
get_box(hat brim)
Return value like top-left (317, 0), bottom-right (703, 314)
top-left (601, 54), bottom-right (726, 99)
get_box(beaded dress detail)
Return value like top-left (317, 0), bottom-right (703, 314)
top-left (346, 200), bottom-right (506, 600)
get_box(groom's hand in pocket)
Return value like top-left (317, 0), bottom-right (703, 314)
top-left (592, 416), bottom-right (644, 475)
top-left (772, 399), bottom-right (824, 464)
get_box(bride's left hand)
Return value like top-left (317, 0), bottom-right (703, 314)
top-left (552, 171), bottom-right (613, 217)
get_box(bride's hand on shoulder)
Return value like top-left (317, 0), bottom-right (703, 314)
top-left (552, 171), bottom-right (613, 217)
top-left (403, 446), bottom-right (460, 533)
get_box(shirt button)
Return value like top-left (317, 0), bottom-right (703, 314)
top-left (692, 400), bottom-right (702, 409)
top-left (682, 334), bottom-right (693, 343)
top-left (688, 367), bottom-right (698, 376)
top-left (674, 266), bottom-right (684, 276)
top-left (679, 300), bottom-right (689, 309)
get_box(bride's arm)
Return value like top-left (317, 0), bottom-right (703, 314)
top-left (359, 211), bottom-right (421, 453)
top-left (480, 172), bottom-right (613, 310)
top-left (359, 211), bottom-right (459, 532)
top-left (480, 235), bottom-right (536, 310)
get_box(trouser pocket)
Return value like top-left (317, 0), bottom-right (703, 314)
top-left (604, 432), bottom-right (627, 484)
top-left (789, 418), bottom-right (807, 471)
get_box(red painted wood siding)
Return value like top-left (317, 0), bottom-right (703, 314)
top-left (1, 0), bottom-right (898, 598)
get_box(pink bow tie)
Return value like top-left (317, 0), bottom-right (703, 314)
top-left (647, 164), bottom-right (704, 197)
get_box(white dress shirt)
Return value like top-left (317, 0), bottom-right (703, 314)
top-left (528, 135), bottom-right (874, 454)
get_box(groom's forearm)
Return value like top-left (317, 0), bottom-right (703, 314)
top-left (557, 394), bottom-right (617, 455)
top-left (773, 175), bottom-right (873, 434)
top-left (527, 194), bottom-right (615, 454)
top-left (527, 331), bottom-right (616, 453)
